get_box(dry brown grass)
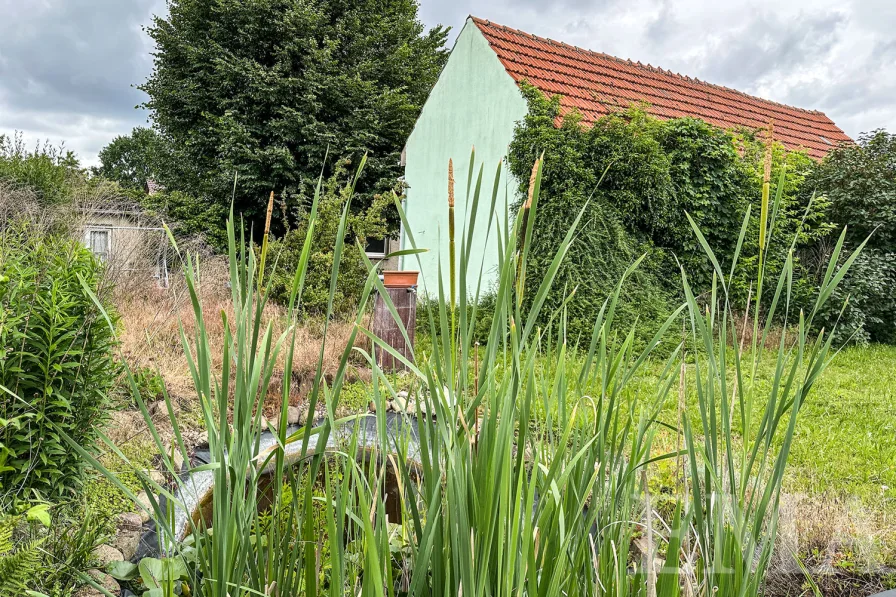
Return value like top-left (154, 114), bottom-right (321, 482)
top-left (115, 254), bottom-right (371, 418)
top-left (764, 493), bottom-right (896, 596)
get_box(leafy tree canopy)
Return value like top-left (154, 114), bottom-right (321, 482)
top-left (806, 129), bottom-right (896, 251)
top-left (140, 0), bottom-right (449, 233)
top-left (93, 127), bottom-right (165, 191)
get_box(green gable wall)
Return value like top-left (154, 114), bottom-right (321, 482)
top-left (400, 18), bottom-right (528, 298)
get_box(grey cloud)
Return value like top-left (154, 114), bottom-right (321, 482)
top-left (783, 37), bottom-right (896, 137)
top-left (0, 0), bottom-right (158, 118)
top-left (511, 0), bottom-right (617, 11)
top-left (0, 0), bottom-right (162, 162)
top-left (697, 11), bottom-right (846, 88)
top-left (1, 0), bottom-right (894, 163)
top-left (644, 0), bottom-right (677, 48)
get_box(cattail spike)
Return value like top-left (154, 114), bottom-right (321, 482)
top-left (258, 190), bottom-right (276, 291)
top-left (525, 155), bottom-right (541, 209)
top-left (264, 191), bottom-right (275, 238)
top-left (448, 159), bottom-right (455, 208)
top-left (759, 120), bottom-right (774, 252)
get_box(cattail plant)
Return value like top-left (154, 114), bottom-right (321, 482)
top-left (63, 145), bottom-right (862, 597)
top-left (679, 166), bottom-right (868, 596)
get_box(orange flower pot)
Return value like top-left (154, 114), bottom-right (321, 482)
top-left (383, 270), bottom-right (419, 288)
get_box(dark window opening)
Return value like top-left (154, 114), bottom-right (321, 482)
top-left (365, 237), bottom-right (387, 257)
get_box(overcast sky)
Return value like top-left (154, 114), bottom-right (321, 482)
top-left (1, 0), bottom-right (893, 166)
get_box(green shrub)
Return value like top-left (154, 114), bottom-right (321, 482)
top-left (813, 248), bottom-right (896, 344)
top-left (265, 164), bottom-right (392, 315)
top-left (416, 289), bottom-right (497, 347)
top-left (131, 366), bottom-right (165, 404)
top-left (507, 86), bottom-right (829, 344)
top-left (139, 188), bottom-right (229, 249)
top-left (804, 129), bottom-right (896, 343)
top-left (0, 132), bottom-right (82, 205)
top-left (0, 223), bottom-right (119, 500)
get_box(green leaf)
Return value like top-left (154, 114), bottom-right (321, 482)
top-left (107, 560), bottom-right (139, 581)
top-left (139, 557), bottom-right (165, 589)
top-left (25, 504), bottom-right (51, 527)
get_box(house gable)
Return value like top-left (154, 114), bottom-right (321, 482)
top-left (401, 18), bottom-right (528, 294)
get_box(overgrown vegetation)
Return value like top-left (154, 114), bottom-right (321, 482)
top-left (70, 147), bottom-right (862, 597)
top-left (0, 220), bottom-right (119, 500)
top-left (0, 133), bottom-right (81, 206)
top-left (506, 86), bottom-right (834, 345)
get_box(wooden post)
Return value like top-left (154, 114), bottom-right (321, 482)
top-left (372, 286), bottom-right (417, 371)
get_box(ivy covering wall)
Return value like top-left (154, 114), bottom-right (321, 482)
top-left (507, 84), bottom-right (833, 344)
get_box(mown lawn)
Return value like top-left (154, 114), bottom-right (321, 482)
top-left (784, 344), bottom-right (895, 503)
top-left (357, 340), bottom-right (895, 509)
top-left (354, 338), bottom-right (895, 508)
top-left (642, 343), bottom-right (896, 507)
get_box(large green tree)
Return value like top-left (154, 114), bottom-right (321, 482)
top-left (141, 0), bottom-right (449, 231)
top-left (93, 127), bottom-right (164, 191)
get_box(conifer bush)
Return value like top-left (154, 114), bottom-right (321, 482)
top-left (265, 164), bottom-right (393, 315)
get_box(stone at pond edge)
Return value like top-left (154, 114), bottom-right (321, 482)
top-left (287, 406), bottom-right (302, 425)
top-left (136, 491), bottom-right (153, 523)
top-left (112, 512), bottom-right (143, 560)
top-left (92, 544), bottom-right (124, 566)
top-left (91, 569), bottom-right (120, 593)
top-left (117, 511), bottom-right (142, 531)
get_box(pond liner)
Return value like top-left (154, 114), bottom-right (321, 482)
top-left (132, 411), bottom-right (422, 561)
top-left (127, 410), bottom-right (601, 594)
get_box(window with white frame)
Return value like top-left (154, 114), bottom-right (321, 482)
top-left (364, 237), bottom-right (387, 259)
top-left (85, 228), bottom-right (111, 261)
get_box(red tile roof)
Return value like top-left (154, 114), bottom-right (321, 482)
top-left (471, 17), bottom-right (851, 159)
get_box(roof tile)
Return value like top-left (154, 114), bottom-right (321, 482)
top-left (472, 17), bottom-right (851, 159)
